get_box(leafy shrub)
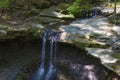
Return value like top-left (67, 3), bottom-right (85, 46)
top-left (67, 0), bottom-right (92, 17)
top-left (67, 0), bottom-right (83, 15)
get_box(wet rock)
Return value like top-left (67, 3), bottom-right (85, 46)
top-left (0, 30), bottom-right (7, 36)
top-left (112, 25), bottom-right (120, 35)
top-left (112, 44), bottom-right (120, 53)
top-left (58, 17), bottom-right (120, 76)
top-left (69, 64), bottom-right (105, 80)
top-left (87, 48), bottom-right (120, 76)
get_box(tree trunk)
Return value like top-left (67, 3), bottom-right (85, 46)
top-left (114, 0), bottom-right (117, 15)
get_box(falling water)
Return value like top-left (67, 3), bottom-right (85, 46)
top-left (44, 39), bottom-right (56, 80)
top-left (33, 32), bottom-right (46, 80)
top-left (92, 9), bottom-right (99, 18)
top-left (33, 29), bottom-right (62, 80)
top-left (94, 9), bottom-right (97, 17)
top-left (50, 40), bottom-right (54, 67)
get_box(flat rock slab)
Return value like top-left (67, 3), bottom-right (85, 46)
top-left (58, 17), bottom-right (120, 76)
top-left (86, 48), bottom-right (120, 76)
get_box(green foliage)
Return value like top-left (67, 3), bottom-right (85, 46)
top-left (0, 0), bottom-right (20, 12)
top-left (0, 0), bottom-right (11, 8)
top-left (67, 0), bottom-right (105, 17)
top-left (67, 0), bottom-right (83, 15)
top-left (67, 0), bottom-right (92, 17)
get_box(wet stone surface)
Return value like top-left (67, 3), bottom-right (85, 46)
top-left (69, 64), bottom-right (105, 80)
top-left (59, 17), bottom-right (120, 76)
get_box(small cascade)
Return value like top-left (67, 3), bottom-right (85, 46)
top-left (93, 9), bottom-right (98, 17)
top-left (33, 29), bottom-right (62, 80)
top-left (33, 32), bottom-right (47, 80)
top-left (44, 40), bottom-right (56, 80)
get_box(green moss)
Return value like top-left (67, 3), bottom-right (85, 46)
top-left (0, 24), bottom-right (9, 30)
top-left (7, 28), bottom-right (27, 38)
top-left (72, 40), bottom-right (87, 49)
top-left (114, 53), bottom-right (120, 59)
top-left (0, 24), bottom-right (44, 40)
top-left (70, 35), bottom-right (107, 49)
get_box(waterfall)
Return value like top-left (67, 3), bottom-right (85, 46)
top-left (33, 32), bottom-right (47, 80)
top-left (93, 10), bottom-right (97, 17)
top-left (33, 30), bottom-right (62, 80)
top-left (50, 40), bottom-right (54, 67)
top-left (44, 39), bottom-right (56, 80)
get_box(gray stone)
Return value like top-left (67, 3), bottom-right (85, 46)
top-left (0, 30), bottom-right (7, 36)
top-left (58, 17), bottom-right (120, 76)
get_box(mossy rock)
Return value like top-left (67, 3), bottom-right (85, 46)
top-left (0, 24), bottom-right (9, 30)
top-left (113, 53), bottom-right (120, 59)
top-left (68, 35), bottom-right (107, 49)
top-left (0, 24), bottom-right (44, 40)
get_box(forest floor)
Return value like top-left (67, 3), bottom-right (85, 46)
top-left (0, 6), bottom-right (120, 27)
top-left (0, 9), bottom-right (40, 27)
